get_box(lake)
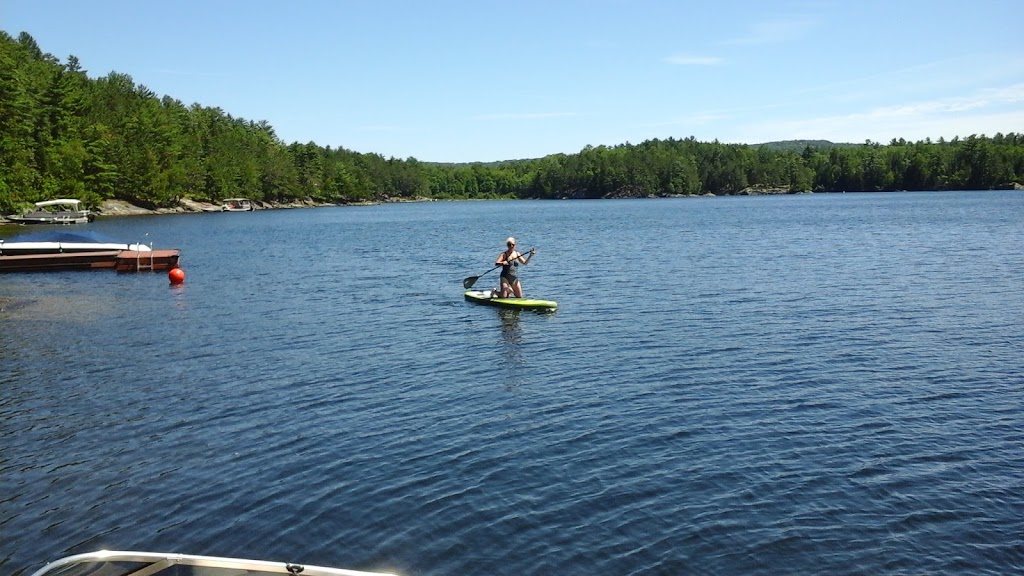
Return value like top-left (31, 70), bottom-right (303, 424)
top-left (2, 191), bottom-right (1022, 575)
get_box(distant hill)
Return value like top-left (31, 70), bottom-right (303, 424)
top-left (425, 158), bottom-right (538, 167)
top-left (752, 140), bottom-right (859, 152)
top-left (429, 140), bottom-right (861, 166)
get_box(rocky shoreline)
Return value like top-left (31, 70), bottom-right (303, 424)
top-left (0, 197), bottom-right (436, 224)
top-left (96, 197), bottom-right (410, 217)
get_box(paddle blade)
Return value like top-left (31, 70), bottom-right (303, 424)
top-left (463, 276), bottom-right (480, 289)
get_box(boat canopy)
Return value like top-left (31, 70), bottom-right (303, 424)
top-left (33, 199), bottom-right (85, 208)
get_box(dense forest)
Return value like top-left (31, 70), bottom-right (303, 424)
top-left (2, 31), bottom-right (1022, 215)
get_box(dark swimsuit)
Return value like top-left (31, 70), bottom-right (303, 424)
top-left (500, 253), bottom-right (519, 283)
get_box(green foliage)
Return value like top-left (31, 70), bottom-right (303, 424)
top-left (1, 30), bottom-right (1023, 216)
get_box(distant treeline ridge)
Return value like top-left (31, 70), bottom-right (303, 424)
top-left (2, 31), bottom-right (1023, 214)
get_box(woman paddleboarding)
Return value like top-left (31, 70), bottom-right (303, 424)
top-left (496, 236), bottom-right (535, 298)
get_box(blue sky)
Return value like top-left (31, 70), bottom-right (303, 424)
top-left (4, 0), bottom-right (1023, 162)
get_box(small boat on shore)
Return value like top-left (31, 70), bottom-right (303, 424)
top-left (6, 199), bottom-right (96, 225)
top-left (221, 198), bottom-right (256, 211)
top-left (0, 231), bottom-right (180, 273)
top-left (29, 550), bottom-right (396, 576)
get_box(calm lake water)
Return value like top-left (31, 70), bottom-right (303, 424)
top-left (2, 191), bottom-right (1023, 575)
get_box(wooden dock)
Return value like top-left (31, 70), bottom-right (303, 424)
top-left (0, 249), bottom-right (180, 273)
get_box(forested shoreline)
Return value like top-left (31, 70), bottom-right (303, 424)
top-left (2, 30), bottom-right (1023, 216)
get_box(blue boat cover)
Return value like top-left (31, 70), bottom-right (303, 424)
top-left (1, 230), bottom-right (127, 244)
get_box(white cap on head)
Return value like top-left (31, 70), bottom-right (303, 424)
top-left (505, 237), bottom-right (516, 245)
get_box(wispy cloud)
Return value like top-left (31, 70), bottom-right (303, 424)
top-left (847, 84), bottom-right (1024, 120)
top-left (722, 15), bottom-right (818, 45)
top-left (794, 55), bottom-right (1022, 101)
top-left (475, 112), bottom-right (578, 121)
top-left (664, 54), bottom-right (723, 66)
top-left (977, 83), bottom-right (1024, 103)
top-left (734, 83), bottom-right (1024, 143)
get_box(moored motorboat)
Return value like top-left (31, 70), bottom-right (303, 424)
top-left (0, 231), bottom-right (180, 272)
top-left (221, 198), bottom-right (256, 211)
top-left (6, 199), bottom-right (95, 224)
top-left (464, 289), bottom-right (557, 310)
top-left (29, 550), bottom-right (397, 576)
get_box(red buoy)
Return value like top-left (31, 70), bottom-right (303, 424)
top-left (168, 267), bottom-right (186, 285)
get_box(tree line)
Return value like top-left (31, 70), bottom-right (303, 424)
top-left (2, 30), bottom-right (1022, 215)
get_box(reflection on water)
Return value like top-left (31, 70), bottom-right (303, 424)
top-left (498, 308), bottom-right (521, 341)
top-left (498, 309), bottom-right (523, 389)
top-left (169, 283), bottom-right (189, 310)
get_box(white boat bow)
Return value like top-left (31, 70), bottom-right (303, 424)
top-left (29, 550), bottom-right (398, 576)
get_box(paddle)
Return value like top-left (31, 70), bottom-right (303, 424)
top-left (463, 248), bottom-right (535, 289)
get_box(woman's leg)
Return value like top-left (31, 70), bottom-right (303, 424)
top-left (500, 277), bottom-right (512, 297)
top-left (512, 279), bottom-right (523, 298)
